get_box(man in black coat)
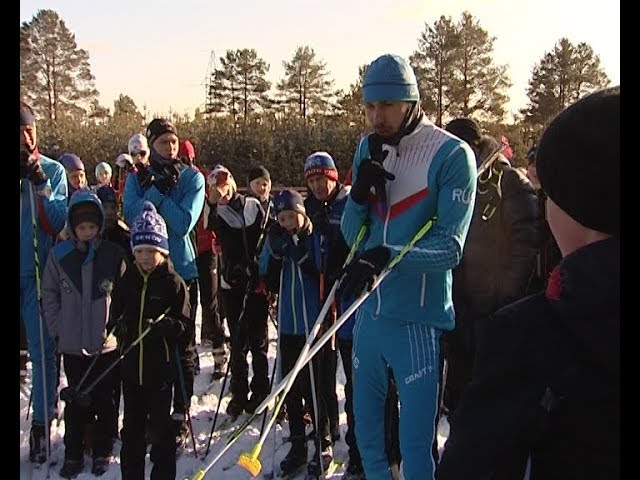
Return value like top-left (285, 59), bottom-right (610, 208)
top-left (437, 86), bottom-right (620, 479)
top-left (442, 119), bottom-right (540, 416)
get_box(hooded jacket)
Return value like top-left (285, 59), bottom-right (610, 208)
top-left (438, 237), bottom-right (620, 479)
top-left (41, 189), bottom-right (128, 355)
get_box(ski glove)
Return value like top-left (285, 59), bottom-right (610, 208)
top-left (153, 174), bottom-right (177, 194)
top-left (349, 158), bottom-right (395, 206)
top-left (137, 165), bottom-right (155, 190)
top-left (148, 316), bottom-right (183, 340)
top-left (289, 233), bottom-right (310, 263)
top-left (337, 246), bottom-right (390, 300)
top-left (268, 224), bottom-right (291, 258)
top-left (20, 150), bottom-right (47, 185)
top-left (154, 164), bottom-right (180, 194)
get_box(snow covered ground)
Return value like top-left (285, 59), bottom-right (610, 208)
top-left (19, 308), bottom-right (450, 479)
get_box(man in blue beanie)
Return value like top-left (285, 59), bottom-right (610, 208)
top-left (339, 54), bottom-right (477, 480)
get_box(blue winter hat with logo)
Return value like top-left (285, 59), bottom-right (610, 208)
top-left (130, 201), bottom-right (169, 255)
top-left (304, 151), bottom-right (338, 181)
top-left (363, 54), bottom-right (420, 103)
top-left (274, 189), bottom-right (306, 216)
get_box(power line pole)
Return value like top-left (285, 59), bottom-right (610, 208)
top-left (204, 50), bottom-right (217, 116)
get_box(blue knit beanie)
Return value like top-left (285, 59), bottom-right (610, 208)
top-left (59, 153), bottom-right (85, 172)
top-left (130, 201), bottom-right (169, 254)
top-left (363, 54), bottom-right (420, 103)
top-left (274, 189), bottom-right (306, 216)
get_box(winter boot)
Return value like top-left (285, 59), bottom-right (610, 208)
top-left (20, 349), bottom-right (29, 385)
top-left (307, 443), bottom-right (334, 477)
top-left (280, 442), bottom-right (308, 476)
top-left (59, 457), bottom-right (84, 479)
top-left (331, 423), bottom-right (341, 443)
top-left (226, 395), bottom-right (246, 418)
top-left (344, 459), bottom-right (366, 479)
top-left (91, 456), bottom-right (112, 476)
top-left (211, 345), bottom-right (228, 380)
top-left (245, 391), bottom-right (269, 414)
top-left (275, 403), bottom-right (288, 424)
top-left (171, 413), bottom-right (189, 455)
top-left (28, 422), bottom-right (49, 464)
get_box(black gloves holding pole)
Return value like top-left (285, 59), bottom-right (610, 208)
top-left (349, 134), bottom-right (395, 206)
top-left (337, 246), bottom-right (391, 300)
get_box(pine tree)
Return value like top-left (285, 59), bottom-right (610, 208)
top-left (277, 46), bottom-right (334, 119)
top-left (448, 12), bottom-right (511, 123)
top-left (521, 38), bottom-right (610, 134)
top-left (410, 16), bottom-right (460, 127)
top-left (206, 49), bottom-right (270, 127)
top-left (20, 9), bottom-right (100, 121)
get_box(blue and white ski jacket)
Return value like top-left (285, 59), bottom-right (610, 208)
top-left (20, 155), bottom-right (68, 278)
top-left (340, 118), bottom-right (477, 331)
top-left (123, 163), bottom-right (205, 281)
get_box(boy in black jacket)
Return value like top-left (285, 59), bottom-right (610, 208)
top-left (109, 201), bottom-right (191, 479)
top-left (438, 87), bottom-right (620, 479)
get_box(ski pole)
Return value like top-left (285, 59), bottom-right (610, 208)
top-left (194, 217), bottom-right (437, 478)
top-left (175, 343), bottom-right (198, 458)
top-left (59, 319), bottom-right (120, 405)
top-left (28, 181), bottom-right (52, 478)
top-left (237, 261), bottom-right (324, 477)
top-left (203, 276), bottom-right (253, 457)
top-left (74, 307), bottom-right (171, 406)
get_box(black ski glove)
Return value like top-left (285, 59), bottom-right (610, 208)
top-left (337, 246), bottom-right (390, 300)
top-left (20, 150), bottom-right (47, 185)
top-left (289, 232), bottom-right (309, 263)
top-left (154, 174), bottom-right (177, 194)
top-left (148, 316), bottom-right (183, 340)
top-left (105, 315), bottom-right (125, 338)
top-left (154, 164), bottom-right (180, 194)
top-left (137, 165), bottom-right (155, 190)
top-left (350, 158), bottom-right (395, 205)
top-left (268, 224), bottom-right (291, 257)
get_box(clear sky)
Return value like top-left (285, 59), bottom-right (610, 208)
top-left (20, 0), bottom-right (619, 120)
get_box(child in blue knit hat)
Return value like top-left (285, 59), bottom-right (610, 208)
top-left (260, 189), bottom-right (339, 477)
top-left (108, 201), bottom-right (192, 479)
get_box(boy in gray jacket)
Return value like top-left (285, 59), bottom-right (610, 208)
top-left (42, 189), bottom-right (128, 478)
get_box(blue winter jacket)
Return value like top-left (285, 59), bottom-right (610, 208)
top-left (341, 119), bottom-right (477, 331)
top-left (306, 185), bottom-right (358, 341)
top-left (20, 155), bottom-right (68, 278)
top-left (123, 163), bottom-right (205, 281)
top-left (260, 224), bottom-right (321, 336)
